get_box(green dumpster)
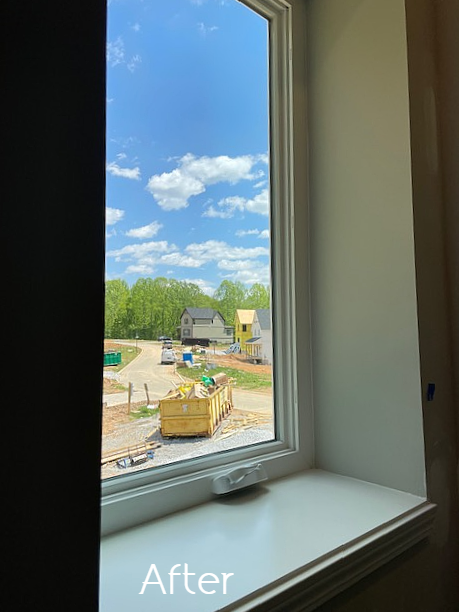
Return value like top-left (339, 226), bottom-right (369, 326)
top-left (104, 351), bottom-right (122, 366)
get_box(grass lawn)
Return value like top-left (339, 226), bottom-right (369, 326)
top-left (103, 341), bottom-right (140, 374)
top-left (176, 364), bottom-right (272, 391)
top-left (130, 405), bottom-right (160, 420)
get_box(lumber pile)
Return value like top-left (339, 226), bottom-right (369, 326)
top-left (101, 440), bottom-right (161, 466)
top-left (216, 409), bottom-right (273, 440)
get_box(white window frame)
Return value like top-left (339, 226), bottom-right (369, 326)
top-left (101, 0), bottom-right (312, 536)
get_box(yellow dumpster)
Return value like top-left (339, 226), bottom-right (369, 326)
top-left (159, 381), bottom-right (232, 437)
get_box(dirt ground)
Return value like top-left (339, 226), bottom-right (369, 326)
top-left (200, 351), bottom-right (272, 375)
top-left (102, 400), bottom-right (148, 436)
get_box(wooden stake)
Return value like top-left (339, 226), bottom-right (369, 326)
top-left (144, 383), bottom-right (151, 405)
top-left (128, 382), bottom-right (133, 414)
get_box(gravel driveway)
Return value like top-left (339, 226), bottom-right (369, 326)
top-left (101, 412), bottom-right (274, 480)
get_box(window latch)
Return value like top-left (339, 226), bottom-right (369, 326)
top-left (212, 463), bottom-right (267, 495)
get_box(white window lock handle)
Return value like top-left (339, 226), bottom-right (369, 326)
top-left (212, 463), bottom-right (267, 495)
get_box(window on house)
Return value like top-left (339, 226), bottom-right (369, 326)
top-left (102, 0), bottom-right (311, 531)
top-left (242, 324), bottom-right (247, 332)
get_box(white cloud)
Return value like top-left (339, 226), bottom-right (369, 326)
top-left (131, 23), bottom-right (141, 32)
top-left (127, 54), bottom-right (142, 72)
top-left (236, 229), bottom-right (260, 237)
top-left (125, 263), bottom-right (155, 275)
top-left (182, 278), bottom-right (215, 296)
top-left (221, 266), bottom-right (270, 285)
top-left (202, 205), bottom-right (232, 219)
top-left (235, 228), bottom-right (269, 239)
top-left (107, 37), bottom-right (125, 67)
top-left (159, 252), bottom-right (205, 268)
top-left (106, 207), bottom-right (125, 226)
top-left (107, 36), bottom-right (141, 72)
top-left (106, 241), bottom-right (176, 259)
top-left (181, 153), bottom-right (261, 184)
top-left (203, 188), bottom-right (269, 218)
top-left (106, 238), bottom-right (269, 284)
top-left (197, 22), bottom-right (219, 36)
top-left (217, 259), bottom-right (255, 271)
top-left (126, 221), bottom-right (162, 239)
top-left (257, 153), bottom-right (269, 165)
top-left (146, 168), bottom-right (205, 210)
top-left (106, 161), bottom-right (141, 180)
top-left (185, 240), bottom-right (269, 263)
top-left (110, 136), bottom-right (140, 149)
top-left (244, 188), bottom-right (269, 215)
top-left (146, 153), bottom-right (267, 211)
top-left (253, 179), bottom-right (267, 189)
top-left (203, 196), bottom-right (245, 219)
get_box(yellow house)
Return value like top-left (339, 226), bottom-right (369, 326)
top-left (234, 309), bottom-right (255, 349)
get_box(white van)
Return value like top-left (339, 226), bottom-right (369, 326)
top-left (161, 347), bottom-right (176, 364)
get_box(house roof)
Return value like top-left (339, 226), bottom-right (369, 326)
top-left (182, 308), bottom-right (224, 322)
top-left (235, 309), bottom-right (255, 324)
top-left (255, 309), bottom-right (271, 330)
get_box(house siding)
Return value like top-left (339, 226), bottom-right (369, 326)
top-left (235, 310), bottom-right (255, 348)
top-left (180, 309), bottom-right (233, 343)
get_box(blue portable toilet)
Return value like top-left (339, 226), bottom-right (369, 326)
top-left (182, 351), bottom-right (193, 364)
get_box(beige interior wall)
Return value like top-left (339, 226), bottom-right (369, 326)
top-left (307, 0), bottom-right (426, 495)
top-left (306, 0), bottom-right (459, 609)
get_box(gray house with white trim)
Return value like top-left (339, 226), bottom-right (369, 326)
top-left (179, 308), bottom-right (234, 343)
top-left (246, 308), bottom-right (272, 364)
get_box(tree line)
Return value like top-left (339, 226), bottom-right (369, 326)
top-left (105, 277), bottom-right (270, 340)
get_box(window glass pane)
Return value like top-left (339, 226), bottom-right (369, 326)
top-left (103, 0), bottom-right (274, 480)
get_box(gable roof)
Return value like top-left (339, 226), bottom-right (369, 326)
top-left (182, 308), bottom-right (225, 322)
top-left (235, 309), bottom-right (255, 324)
top-left (255, 309), bottom-right (271, 330)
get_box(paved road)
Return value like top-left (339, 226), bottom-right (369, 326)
top-left (103, 340), bottom-right (273, 415)
top-left (103, 340), bottom-right (178, 406)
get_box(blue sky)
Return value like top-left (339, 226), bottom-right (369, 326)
top-left (105, 0), bottom-right (270, 295)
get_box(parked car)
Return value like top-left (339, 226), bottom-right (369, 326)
top-left (158, 335), bottom-right (172, 342)
top-left (161, 347), bottom-right (176, 364)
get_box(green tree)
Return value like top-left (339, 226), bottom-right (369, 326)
top-left (213, 280), bottom-right (247, 325)
top-left (130, 277), bottom-right (163, 339)
top-left (104, 280), bottom-right (130, 338)
top-left (243, 283), bottom-right (270, 310)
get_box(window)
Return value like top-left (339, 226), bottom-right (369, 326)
top-left (101, 0), bottom-right (311, 534)
top-left (102, 0), bottom-right (428, 544)
top-left (103, 0), bottom-right (277, 482)
top-left (242, 324), bottom-right (247, 332)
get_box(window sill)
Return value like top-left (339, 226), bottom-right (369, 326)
top-left (99, 469), bottom-right (435, 612)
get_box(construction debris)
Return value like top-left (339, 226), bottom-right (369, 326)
top-left (215, 409), bottom-right (273, 441)
top-left (101, 440), bottom-right (161, 466)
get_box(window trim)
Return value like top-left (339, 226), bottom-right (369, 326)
top-left (101, 0), bottom-right (313, 536)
